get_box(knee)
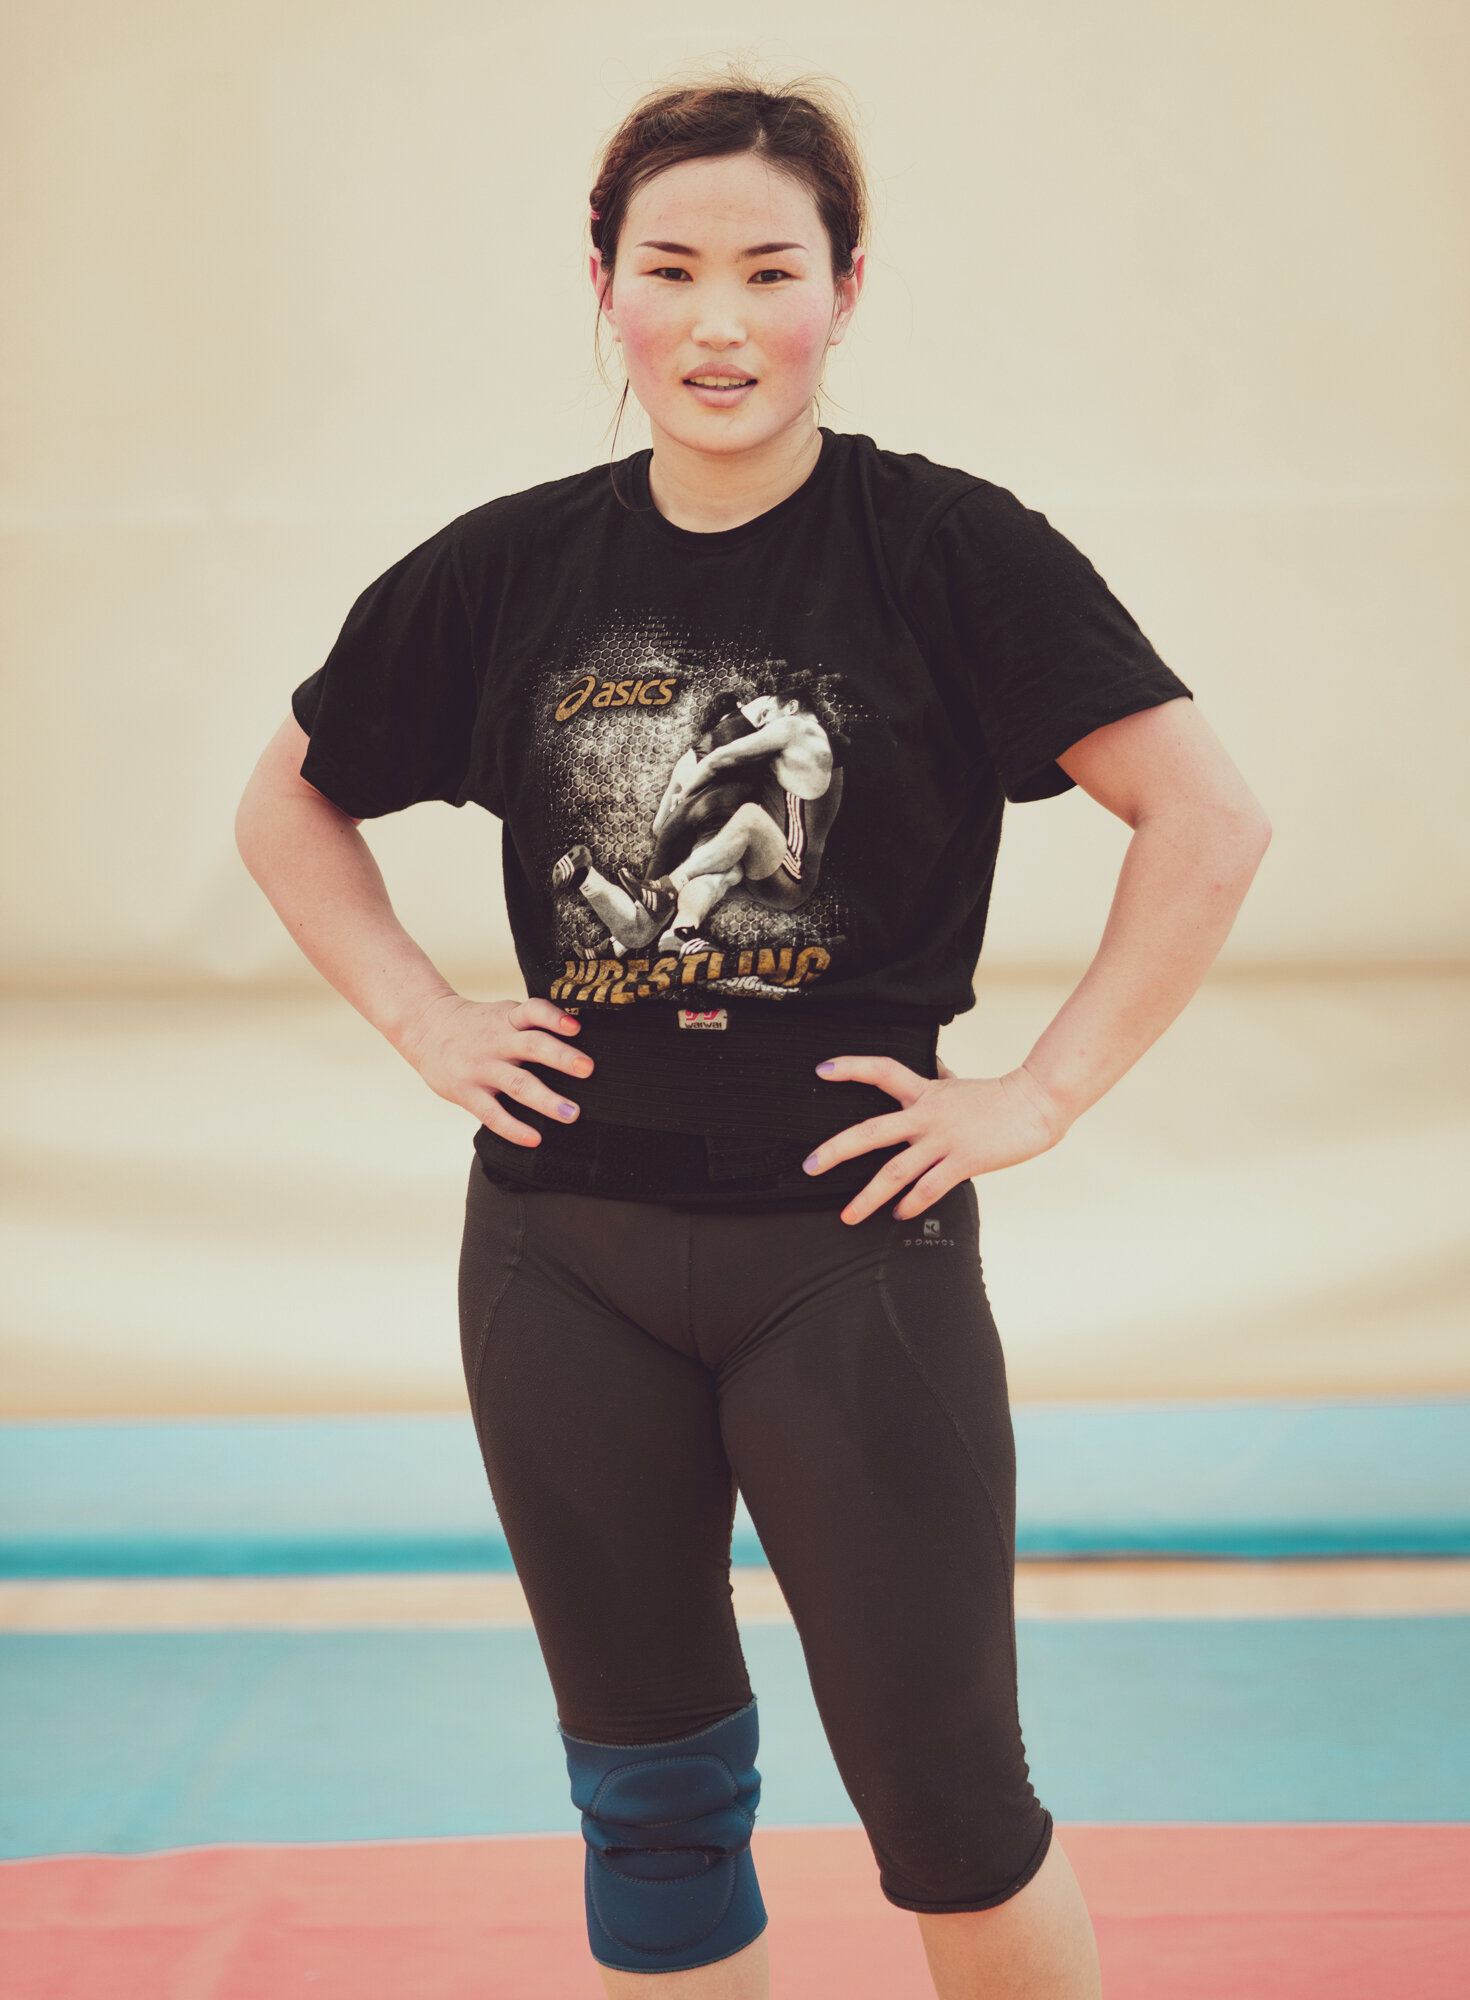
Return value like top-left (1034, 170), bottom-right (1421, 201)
top-left (854, 1738), bottom-right (1053, 1912)
top-left (561, 1698), bottom-right (767, 1974)
top-left (874, 1795), bottom-right (1053, 1913)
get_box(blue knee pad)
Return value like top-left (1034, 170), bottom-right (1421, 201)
top-left (560, 1698), bottom-right (766, 1973)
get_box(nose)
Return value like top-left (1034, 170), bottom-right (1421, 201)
top-left (690, 279), bottom-right (748, 352)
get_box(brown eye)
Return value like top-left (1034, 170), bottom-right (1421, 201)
top-left (750, 269), bottom-right (792, 284)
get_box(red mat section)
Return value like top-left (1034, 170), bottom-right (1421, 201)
top-left (3, 1824), bottom-right (1467, 1998)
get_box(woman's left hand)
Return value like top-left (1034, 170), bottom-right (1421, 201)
top-left (805, 1056), bottom-right (1069, 1224)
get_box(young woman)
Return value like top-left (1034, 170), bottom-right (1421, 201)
top-left (237, 75), bottom-right (1270, 2000)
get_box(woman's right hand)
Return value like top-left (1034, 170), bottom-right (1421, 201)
top-left (399, 993), bottom-right (593, 1147)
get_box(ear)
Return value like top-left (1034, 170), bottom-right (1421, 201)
top-left (826, 247), bottom-right (866, 349)
top-left (590, 251), bottom-right (620, 341)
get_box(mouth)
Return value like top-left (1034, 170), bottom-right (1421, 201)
top-left (683, 372), bottom-right (757, 400)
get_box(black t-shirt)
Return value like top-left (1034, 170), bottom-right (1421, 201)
top-left (292, 429), bottom-right (1191, 1205)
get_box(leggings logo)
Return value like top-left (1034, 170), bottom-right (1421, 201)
top-left (904, 1217), bottom-right (954, 1247)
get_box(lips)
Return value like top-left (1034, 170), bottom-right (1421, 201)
top-left (684, 373), bottom-right (756, 388)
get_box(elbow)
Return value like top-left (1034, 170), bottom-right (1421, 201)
top-left (1139, 791), bottom-right (1271, 889)
top-left (231, 770), bottom-right (302, 879)
top-left (234, 776), bottom-right (262, 869)
top-left (1240, 796), bottom-right (1273, 865)
top-left (1209, 796), bottom-right (1272, 893)
top-left (1227, 796), bottom-right (1272, 861)
top-left (234, 787), bottom-right (272, 882)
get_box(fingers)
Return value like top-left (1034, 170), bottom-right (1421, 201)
top-left (836, 1144), bottom-right (946, 1226)
top-left (802, 1107), bottom-right (915, 1175)
top-left (469, 1062), bottom-right (579, 1147)
top-left (512, 1028), bottom-right (595, 1080)
top-left (511, 997), bottom-right (582, 1037)
top-left (420, 998), bottom-right (588, 1145)
top-left (814, 1054), bottom-right (925, 1104)
top-left (471, 1090), bottom-right (542, 1147)
top-left (891, 1162), bottom-right (964, 1222)
top-left (486, 1058), bottom-right (582, 1129)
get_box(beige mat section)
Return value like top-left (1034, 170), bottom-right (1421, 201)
top-left (1, 970), bottom-right (1466, 1413)
top-left (5, 1561), bottom-right (1469, 1632)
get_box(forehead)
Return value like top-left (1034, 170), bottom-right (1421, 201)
top-left (624, 152), bottom-right (823, 250)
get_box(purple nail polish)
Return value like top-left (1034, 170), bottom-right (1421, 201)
top-left (816, 1060), bottom-right (836, 1076)
top-left (803, 1153), bottom-right (820, 1173)
top-left (559, 1102), bottom-right (578, 1120)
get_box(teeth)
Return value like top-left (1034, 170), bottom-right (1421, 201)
top-left (688, 376), bottom-right (752, 387)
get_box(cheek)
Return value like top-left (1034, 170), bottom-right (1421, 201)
top-left (759, 293), bottom-right (838, 374)
top-left (612, 291), bottom-right (680, 372)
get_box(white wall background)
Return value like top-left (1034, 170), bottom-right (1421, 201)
top-left (3, 0), bottom-right (1467, 984)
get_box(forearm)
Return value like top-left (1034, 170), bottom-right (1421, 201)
top-left (701, 722), bottom-right (786, 773)
top-left (1020, 802), bottom-right (1270, 1130)
top-left (235, 782), bottom-right (457, 1058)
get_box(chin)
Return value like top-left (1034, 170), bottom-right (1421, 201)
top-left (650, 399), bottom-right (815, 457)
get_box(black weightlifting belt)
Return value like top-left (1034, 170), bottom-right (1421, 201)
top-left (471, 999), bottom-right (944, 1210)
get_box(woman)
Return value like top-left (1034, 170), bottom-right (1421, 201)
top-left (236, 73), bottom-right (1270, 2000)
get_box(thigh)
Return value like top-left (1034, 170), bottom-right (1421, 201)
top-left (458, 1162), bottom-right (752, 1745)
top-left (713, 1180), bottom-right (1050, 1910)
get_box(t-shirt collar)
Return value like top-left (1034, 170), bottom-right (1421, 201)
top-left (622, 427), bottom-right (843, 553)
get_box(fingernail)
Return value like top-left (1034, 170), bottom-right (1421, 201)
top-left (816, 1060), bottom-right (836, 1076)
top-left (560, 1018), bottom-right (578, 1032)
top-left (558, 1102), bottom-right (578, 1120)
top-left (802, 1153), bottom-right (821, 1173)
top-left (574, 1057), bottom-right (594, 1074)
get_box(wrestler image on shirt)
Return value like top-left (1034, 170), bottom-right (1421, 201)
top-left (552, 673), bottom-right (846, 955)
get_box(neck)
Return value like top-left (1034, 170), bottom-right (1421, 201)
top-left (646, 413), bottom-right (823, 533)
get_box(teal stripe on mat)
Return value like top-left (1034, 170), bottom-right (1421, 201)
top-left (2, 1400), bottom-right (1467, 1576)
top-left (1013, 1399), bottom-right (1470, 1557)
top-left (2, 1618), bottom-right (1466, 1857)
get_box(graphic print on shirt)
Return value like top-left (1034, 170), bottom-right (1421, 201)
top-left (538, 626), bottom-right (864, 1006)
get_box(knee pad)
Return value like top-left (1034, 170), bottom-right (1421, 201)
top-left (560, 1698), bottom-right (766, 1973)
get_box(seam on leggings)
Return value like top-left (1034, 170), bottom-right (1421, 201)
top-left (469, 1187), bottom-right (525, 1409)
top-left (875, 1249), bottom-right (1020, 1687)
top-left (684, 1208), bottom-right (695, 1356)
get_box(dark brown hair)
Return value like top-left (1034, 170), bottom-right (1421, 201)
top-left (590, 69), bottom-right (869, 289)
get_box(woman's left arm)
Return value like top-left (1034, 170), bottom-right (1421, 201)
top-left (805, 697), bottom-right (1272, 1224)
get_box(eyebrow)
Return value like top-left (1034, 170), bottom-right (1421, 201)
top-left (634, 240), bottom-right (808, 257)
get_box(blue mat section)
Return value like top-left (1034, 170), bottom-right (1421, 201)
top-left (2, 1618), bottom-right (1466, 1857)
top-left (3, 1400), bottom-right (1468, 1577)
top-left (0, 1417), bottom-right (528, 1580)
top-left (1013, 1399), bottom-right (1470, 1558)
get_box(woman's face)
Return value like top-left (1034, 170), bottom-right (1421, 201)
top-left (592, 152), bottom-right (864, 460)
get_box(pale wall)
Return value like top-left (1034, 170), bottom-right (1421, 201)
top-left (3, 0), bottom-right (1466, 983)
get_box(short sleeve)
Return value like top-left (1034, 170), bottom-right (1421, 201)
top-left (909, 484), bottom-right (1193, 803)
top-left (291, 520), bottom-right (479, 818)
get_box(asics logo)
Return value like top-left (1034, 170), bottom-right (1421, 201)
top-left (554, 673), bottom-right (679, 722)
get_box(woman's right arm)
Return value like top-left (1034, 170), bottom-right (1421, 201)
top-left (234, 714), bottom-right (590, 1145)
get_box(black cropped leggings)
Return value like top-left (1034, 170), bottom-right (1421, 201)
top-left (457, 1160), bottom-right (1052, 1913)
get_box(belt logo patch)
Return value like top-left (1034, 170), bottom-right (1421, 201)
top-left (678, 1008), bottom-right (729, 1031)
